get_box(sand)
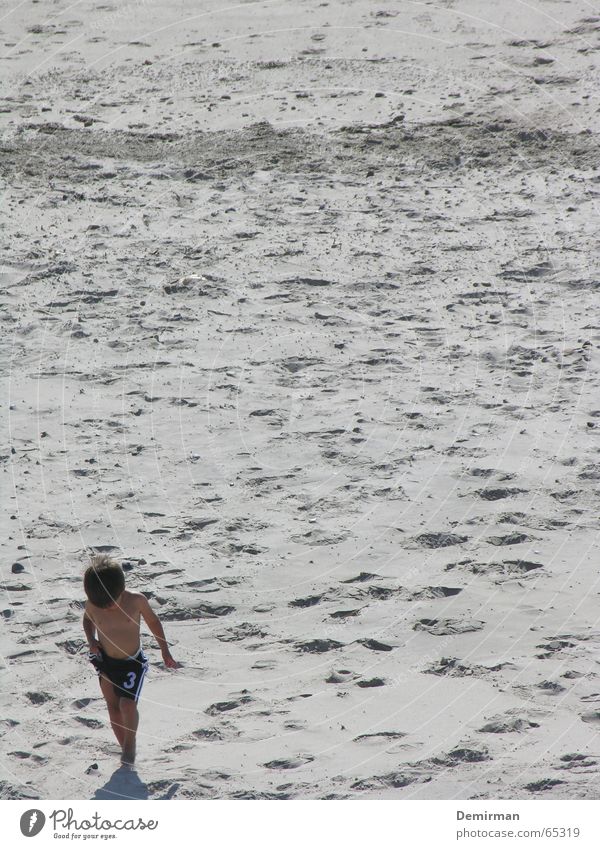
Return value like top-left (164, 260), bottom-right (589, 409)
top-left (1, 0), bottom-right (600, 800)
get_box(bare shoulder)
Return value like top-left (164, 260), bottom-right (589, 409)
top-left (126, 590), bottom-right (150, 610)
top-left (84, 600), bottom-right (96, 620)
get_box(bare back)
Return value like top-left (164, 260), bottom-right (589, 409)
top-left (86, 590), bottom-right (142, 659)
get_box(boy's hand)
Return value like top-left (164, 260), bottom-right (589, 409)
top-left (162, 650), bottom-right (180, 669)
top-left (88, 640), bottom-right (102, 657)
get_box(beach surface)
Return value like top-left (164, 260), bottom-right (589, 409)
top-left (1, 0), bottom-right (600, 799)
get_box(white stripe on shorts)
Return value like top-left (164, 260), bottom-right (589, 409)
top-left (134, 655), bottom-right (149, 702)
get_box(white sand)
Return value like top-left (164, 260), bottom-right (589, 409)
top-left (1, 0), bottom-right (600, 799)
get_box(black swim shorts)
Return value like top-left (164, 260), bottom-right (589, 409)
top-left (89, 647), bottom-right (149, 702)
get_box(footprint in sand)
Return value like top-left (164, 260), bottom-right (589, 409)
top-left (556, 754), bottom-right (598, 770)
top-left (486, 533), bottom-right (533, 546)
top-left (263, 755), bottom-right (314, 770)
top-left (352, 771), bottom-right (425, 791)
top-left (410, 532), bottom-right (470, 549)
top-left (341, 572), bottom-right (381, 583)
top-left (294, 639), bottom-right (344, 653)
top-left (407, 586), bottom-right (462, 600)
top-left (205, 696), bottom-right (253, 716)
top-left (353, 731), bottom-right (407, 743)
top-left (477, 487), bottom-right (528, 501)
top-left (478, 717), bottom-right (540, 733)
top-left (524, 779), bottom-right (566, 793)
top-left (329, 608), bottom-right (363, 619)
top-left (192, 728), bottom-right (232, 742)
top-left (413, 618), bottom-right (485, 636)
top-left (581, 711), bottom-right (600, 724)
top-left (74, 717), bottom-right (104, 728)
top-left (428, 746), bottom-right (491, 767)
top-left (325, 669), bottom-right (356, 684)
top-left (216, 623), bottom-right (268, 642)
top-left (25, 692), bottom-right (53, 705)
top-left (357, 638), bottom-right (395, 652)
top-left (71, 698), bottom-right (95, 709)
top-left (289, 594), bottom-right (325, 608)
top-left (161, 602), bottom-right (235, 621)
top-left (424, 657), bottom-right (511, 677)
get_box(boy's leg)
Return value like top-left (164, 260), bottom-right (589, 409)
top-left (119, 697), bottom-right (139, 764)
top-left (98, 674), bottom-right (125, 748)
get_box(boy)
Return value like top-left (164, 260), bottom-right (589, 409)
top-left (82, 555), bottom-right (178, 765)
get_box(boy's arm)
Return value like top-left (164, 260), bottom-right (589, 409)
top-left (83, 607), bottom-right (101, 654)
top-left (138, 595), bottom-right (179, 668)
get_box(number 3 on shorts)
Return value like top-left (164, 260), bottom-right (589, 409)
top-left (123, 671), bottom-right (136, 689)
